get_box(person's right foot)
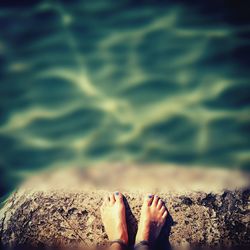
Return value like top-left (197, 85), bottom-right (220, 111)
top-left (136, 194), bottom-right (168, 245)
top-left (100, 192), bottom-right (128, 246)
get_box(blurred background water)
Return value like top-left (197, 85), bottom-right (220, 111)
top-left (0, 0), bottom-right (250, 200)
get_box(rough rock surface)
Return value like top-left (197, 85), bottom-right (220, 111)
top-left (0, 165), bottom-right (249, 249)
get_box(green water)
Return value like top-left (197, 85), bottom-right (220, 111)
top-left (0, 0), bottom-right (250, 198)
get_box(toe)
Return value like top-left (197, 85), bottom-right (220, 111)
top-left (160, 206), bottom-right (166, 214)
top-left (114, 191), bottom-right (123, 204)
top-left (157, 199), bottom-right (163, 209)
top-left (144, 194), bottom-right (154, 206)
top-left (152, 195), bottom-right (159, 206)
top-left (162, 210), bottom-right (168, 219)
top-left (157, 199), bottom-right (164, 210)
top-left (109, 193), bottom-right (115, 204)
top-left (105, 194), bottom-right (110, 202)
top-left (101, 195), bottom-right (109, 206)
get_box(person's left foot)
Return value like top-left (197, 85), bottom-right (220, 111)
top-left (100, 192), bottom-right (128, 245)
top-left (136, 194), bottom-right (167, 245)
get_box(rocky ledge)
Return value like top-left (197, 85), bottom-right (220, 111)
top-left (0, 165), bottom-right (249, 249)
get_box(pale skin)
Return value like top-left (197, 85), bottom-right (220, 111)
top-left (100, 192), bottom-right (168, 250)
top-left (101, 192), bottom-right (128, 250)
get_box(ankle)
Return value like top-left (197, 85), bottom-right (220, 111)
top-left (117, 230), bottom-right (128, 245)
top-left (110, 242), bottom-right (123, 250)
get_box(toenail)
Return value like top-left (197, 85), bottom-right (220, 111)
top-left (115, 192), bottom-right (119, 196)
top-left (148, 194), bottom-right (153, 198)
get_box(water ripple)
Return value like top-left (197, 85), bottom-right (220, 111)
top-left (0, 0), bottom-right (250, 197)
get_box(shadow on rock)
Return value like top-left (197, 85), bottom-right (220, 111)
top-left (123, 196), bottom-right (138, 247)
top-left (156, 210), bottom-right (174, 250)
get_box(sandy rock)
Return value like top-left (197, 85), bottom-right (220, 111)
top-left (0, 165), bottom-right (249, 249)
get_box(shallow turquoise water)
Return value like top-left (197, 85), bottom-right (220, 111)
top-left (0, 0), bottom-right (250, 198)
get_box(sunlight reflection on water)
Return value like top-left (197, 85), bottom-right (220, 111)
top-left (0, 0), bottom-right (250, 197)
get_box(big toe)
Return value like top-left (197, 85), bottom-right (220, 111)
top-left (144, 193), bottom-right (154, 206)
top-left (114, 191), bottom-right (124, 204)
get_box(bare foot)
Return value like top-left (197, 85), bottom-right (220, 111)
top-left (101, 192), bottom-right (128, 246)
top-left (136, 194), bottom-right (168, 245)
